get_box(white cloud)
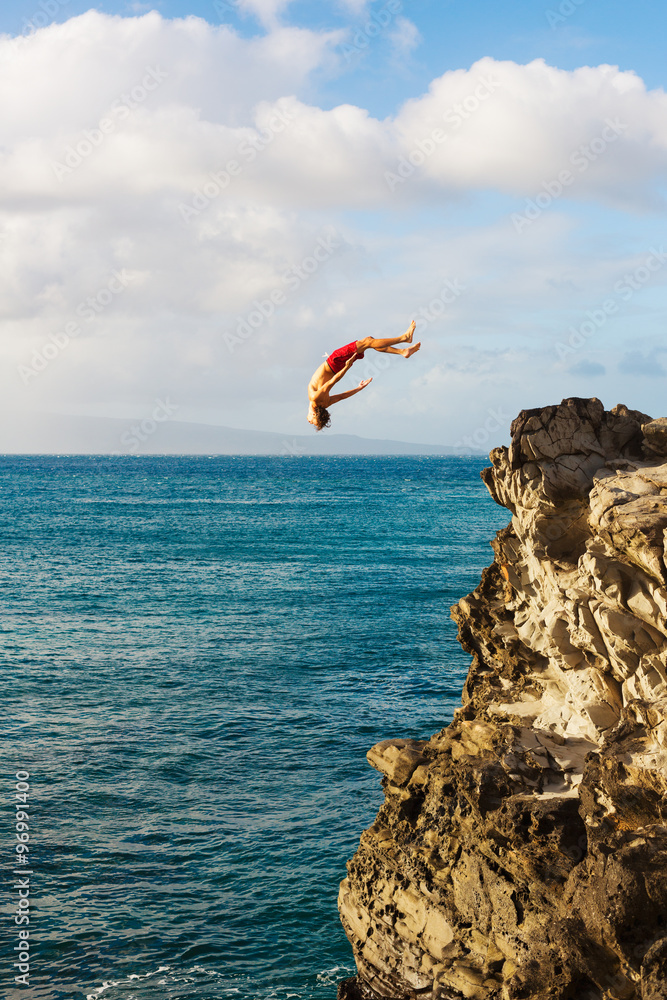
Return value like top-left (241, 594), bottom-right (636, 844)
top-left (389, 16), bottom-right (421, 58)
top-left (390, 58), bottom-right (667, 207)
top-left (235, 0), bottom-right (293, 29)
top-left (0, 11), bottom-right (340, 140)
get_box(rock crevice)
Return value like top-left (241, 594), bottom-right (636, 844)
top-left (338, 398), bottom-right (667, 1000)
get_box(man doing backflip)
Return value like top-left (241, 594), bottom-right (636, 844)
top-left (307, 321), bottom-right (420, 430)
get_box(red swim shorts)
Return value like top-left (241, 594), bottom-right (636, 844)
top-left (326, 341), bottom-right (364, 374)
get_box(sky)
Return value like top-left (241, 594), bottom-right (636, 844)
top-left (2, 0), bottom-right (667, 449)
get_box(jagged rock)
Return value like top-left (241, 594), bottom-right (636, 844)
top-left (338, 398), bottom-right (667, 1000)
top-left (643, 419), bottom-right (667, 459)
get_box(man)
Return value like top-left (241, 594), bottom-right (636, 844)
top-left (307, 321), bottom-right (420, 430)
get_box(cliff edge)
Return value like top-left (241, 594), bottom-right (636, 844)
top-left (338, 398), bottom-right (667, 1000)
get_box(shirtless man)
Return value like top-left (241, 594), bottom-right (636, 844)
top-left (307, 321), bottom-right (421, 430)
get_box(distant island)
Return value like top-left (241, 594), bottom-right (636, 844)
top-left (0, 412), bottom-right (478, 456)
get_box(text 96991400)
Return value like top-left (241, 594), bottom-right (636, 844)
top-left (13, 771), bottom-right (32, 987)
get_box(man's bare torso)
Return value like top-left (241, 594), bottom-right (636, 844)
top-left (307, 361), bottom-right (334, 402)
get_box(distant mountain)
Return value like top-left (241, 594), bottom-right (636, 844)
top-left (0, 413), bottom-right (465, 455)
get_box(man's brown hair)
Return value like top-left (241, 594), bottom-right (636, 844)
top-left (313, 406), bottom-right (331, 431)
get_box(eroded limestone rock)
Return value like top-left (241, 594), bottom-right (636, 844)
top-left (339, 398), bottom-right (667, 1000)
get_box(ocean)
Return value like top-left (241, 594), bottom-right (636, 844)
top-left (2, 455), bottom-right (509, 1000)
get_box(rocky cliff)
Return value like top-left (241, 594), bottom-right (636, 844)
top-left (338, 398), bottom-right (667, 1000)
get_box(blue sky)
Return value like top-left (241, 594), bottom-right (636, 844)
top-left (1, 0), bottom-right (667, 447)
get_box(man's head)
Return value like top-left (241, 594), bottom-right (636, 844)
top-left (308, 404), bottom-right (331, 431)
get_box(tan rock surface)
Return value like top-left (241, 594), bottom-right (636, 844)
top-left (338, 398), bottom-right (667, 1000)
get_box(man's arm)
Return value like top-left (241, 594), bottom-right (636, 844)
top-left (328, 378), bottom-right (372, 406)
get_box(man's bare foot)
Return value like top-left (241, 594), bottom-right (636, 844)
top-left (400, 341), bottom-right (421, 358)
top-left (402, 320), bottom-right (416, 344)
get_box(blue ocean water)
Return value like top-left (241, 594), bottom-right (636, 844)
top-left (2, 456), bottom-right (509, 1000)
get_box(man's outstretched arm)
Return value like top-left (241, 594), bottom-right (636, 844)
top-left (328, 378), bottom-right (372, 406)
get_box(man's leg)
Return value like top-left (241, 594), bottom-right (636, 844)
top-left (371, 342), bottom-right (421, 358)
top-left (357, 321), bottom-right (419, 356)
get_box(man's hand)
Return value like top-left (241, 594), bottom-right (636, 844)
top-left (357, 378), bottom-right (372, 390)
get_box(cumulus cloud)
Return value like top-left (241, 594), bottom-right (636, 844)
top-left (389, 58), bottom-right (667, 208)
top-left (1, 11), bottom-right (341, 140)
